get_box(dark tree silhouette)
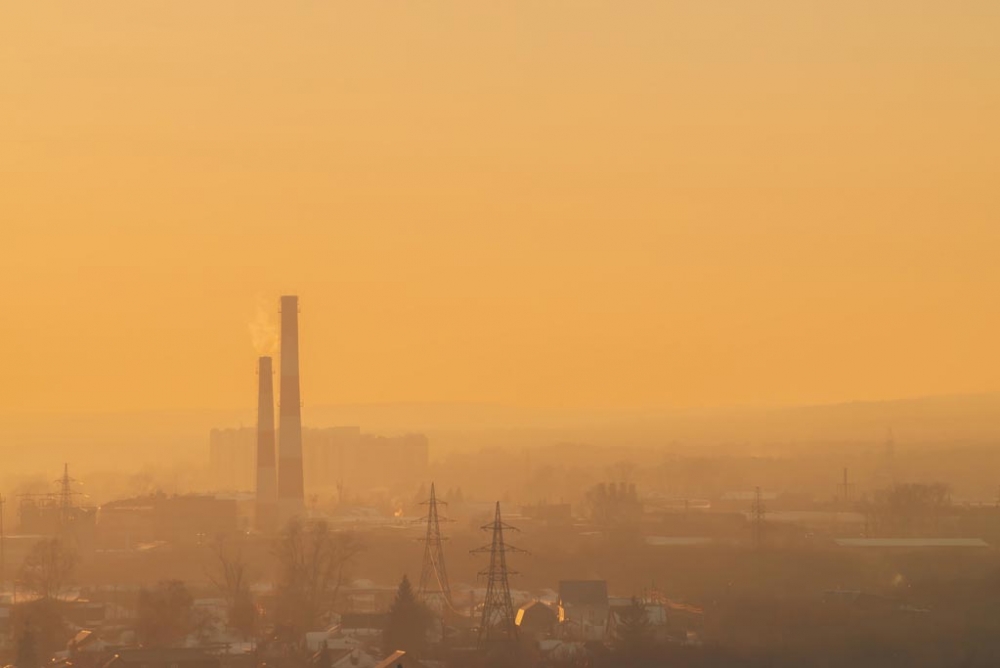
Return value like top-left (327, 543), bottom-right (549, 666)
top-left (208, 535), bottom-right (256, 639)
top-left (18, 538), bottom-right (78, 600)
top-left (11, 599), bottom-right (72, 665)
top-left (15, 622), bottom-right (39, 668)
top-left (383, 575), bottom-right (432, 656)
top-left (228, 589), bottom-right (257, 641)
top-left (273, 519), bottom-right (363, 642)
top-left (613, 596), bottom-right (653, 665)
top-left (314, 643), bottom-right (332, 668)
top-left (585, 482), bottom-right (642, 526)
top-left (136, 580), bottom-right (198, 647)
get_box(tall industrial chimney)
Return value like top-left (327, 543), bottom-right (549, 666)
top-left (255, 356), bottom-right (277, 532)
top-left (277, 295), bottom-right (305, 522)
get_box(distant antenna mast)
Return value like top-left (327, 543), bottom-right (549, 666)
top-left (751, 487), bottom-right (766, 548)
top-left (56, 463), bottom-right (78, 527)
top-left (472, 502), bottom-right (526, 648)
top-left (418, 483), bottom-right (453, 607)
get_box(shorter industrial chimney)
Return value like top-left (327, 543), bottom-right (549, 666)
top-left (255, 356), bottom-right (278, 532)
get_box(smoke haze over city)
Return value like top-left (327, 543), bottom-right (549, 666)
top-left (1, 3), bottom-right (999, 668)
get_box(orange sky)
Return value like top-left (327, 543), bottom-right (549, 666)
top-left (1, 2), bottom-right (997, 413)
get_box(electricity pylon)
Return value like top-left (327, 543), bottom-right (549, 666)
top-left (471, 502), bottom-right (526, 648)
top-left (56, 463), bottom-right (79, 527)
top-left (418, 483), bottom-right (453, 607)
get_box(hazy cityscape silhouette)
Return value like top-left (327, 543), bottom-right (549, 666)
top-left (2, 3), bottom-right (998, 667)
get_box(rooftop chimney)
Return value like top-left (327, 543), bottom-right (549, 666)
top-left (277, 295), bottom-right (305, 522)
top-left (255, 356), bottom-right (277, 532)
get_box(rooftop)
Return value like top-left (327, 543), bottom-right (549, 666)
top-left (559, 580), bottom-right (609, 606)
top-left (834, 538), bottom-right (988, 548)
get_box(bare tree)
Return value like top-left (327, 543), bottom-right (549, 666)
top-left (18, 538), bottom-right (78, 600)
top-left (12, 599), bottom-right (71, 666)
top-left (207, 534), bottom-right (256, 639)
top-left (273, 519), bottom-right (363, 640)
top-left (135, 580), bottom-right (204, 647)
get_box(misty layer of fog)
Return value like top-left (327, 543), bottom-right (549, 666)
top-left (1, 391), bottom-right (999, 668)
top-left (3, 1), bottom-right (998, 664)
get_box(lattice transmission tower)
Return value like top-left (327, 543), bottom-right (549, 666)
top-left (418, 483), bottom-right (453, 607)
top-left (57, 463), bottom-right (80, 527)
top-left (471, 502), bottom-right (526, 649)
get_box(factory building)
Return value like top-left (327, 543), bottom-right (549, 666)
top-left (97, 493), bottom-right (251, 546)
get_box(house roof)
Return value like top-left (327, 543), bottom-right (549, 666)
top-left (559, 580), bottom-right (608, 606)
top-left (609, 603), bottom-right (668, 626)
top-left (538, 640), bottom-right (588, 659)
top-left (644, 536), bottom-right (715, 547)
top-left (516, 600), bottom-right (558, 626)
top-left (332, 650), bottom-right (373, 668)
top-left (373, 650), bottom-right (424, 668)
top-left (70, 630), bottom-right (94, 646)
top-left (105, 649), bottom-right (218, 667)
top-left (519, 600), bottom-right (556, 614)
top-left (309, 647), bottom-right (353, 667)
top-left (834, 538), bottom-right (988, 548)
top-left (375, 650), bottom-right (406, 668)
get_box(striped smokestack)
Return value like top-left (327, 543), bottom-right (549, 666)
top-left (255, 356), bottom-right (277, 532)
top-left (277, 295), bottom-right (305, 522)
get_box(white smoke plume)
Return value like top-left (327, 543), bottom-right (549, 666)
top-left (249, 296), bottom-right (279, 355)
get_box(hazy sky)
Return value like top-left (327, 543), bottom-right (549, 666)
top-left (1, 2), bottom-right (997, 413)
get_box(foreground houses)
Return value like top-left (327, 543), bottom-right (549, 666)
top-left (514, 601), bottom-right (558, 641)
top-left (557, 581), bottom-right (609, 641)
top-left (104, 649), bottom-right (220, 668)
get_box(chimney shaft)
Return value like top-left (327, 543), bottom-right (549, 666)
top-left (277, 295), bottom-right (305, 522)
top-left (255, 356), bottom-right (277, 531)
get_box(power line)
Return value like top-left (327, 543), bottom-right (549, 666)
top-left (471, 502), bottom-right (526, 649)
top-left (418, 483), bottom-right (453, 607)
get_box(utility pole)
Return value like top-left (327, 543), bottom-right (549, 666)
top-left (471, 502), bottom-right (526, 650)
top-left (751, 487), bottom-right (766, 548)
top-left (840, 468), bottom-right (855, 505)
top-left (418, 483), bottom-right (453, 607)
top-left (881, 427), bottom-right (897, 486)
